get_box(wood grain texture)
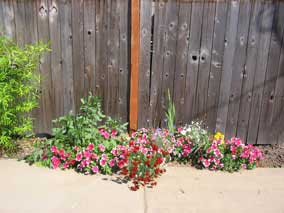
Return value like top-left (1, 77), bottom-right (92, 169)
top-left (149, 0), bottom-right (167, 127)
top-left (138, 0), bottom-right (153, 128)
top-left (118, 0), bottom-right (130, 123)
top-left (247, 1), bottom-right (274, 144)
top-left (107, 0), bottom-right (120, 118)
top-left (173, 0), bottom-right (192, 126)
top-left (272, 2), bottom-right (284, 144)
top-left (59, 0), bottom-right (74, 114)
top-left (129, 0), bottom-right (140, 131)
top-left (236, 1), bottom-right (263, 142)
top-left (49, 0), bottom-right (63, 119)
top-left (72, 0), bottom-right (85, 113)
top-left (216, 0), bottom-right (240, 134)
top-left (1, 0), bottom-right (16, 40)
top-left (13, 0), bottom-right (26, 46)
top-left (206, 0), bottom-right (228, 133)
top-left (83, 0), bottom-right (96, 96)
top-left (37, 0), bottom-right (53, 133)
top-left (184, 0), bottom-right (204, 122)
top-left (225, 0), bottom-right (252, 138)
top-left (195, 1), bottom-right (216, 125)
top-left (160, 0), bottom-right (179, 127)
top-left (257, 2), bottom-right (284, 144)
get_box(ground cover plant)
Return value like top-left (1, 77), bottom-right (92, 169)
top-left (0, 36), bottom-right (48, 154)
top-left (25, 93), bottom-right (264, 191)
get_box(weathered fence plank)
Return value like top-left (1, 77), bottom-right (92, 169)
top-left (138, 0), bottom-right (152, 128)
top-left (272, 2), bottom-right (284, 144)
top-left (13, 0), bottom-right (26, 46)
top-left (236, 1), bottom-right (263, 142)
top-left (37, 0), bottom-right (53, 133)
top-left (49, 0), bottom-right (63, 119)
top-left (206, 0), bottom-right (228, 133)
top-left (1, 0), bottom-right (16, 40)
top-left (83, 0), bottom-right (96, 95)
top-left (107, 0), bottom-right (120, 118)
top-left (258, 2), bottom-right (284, 144)
top-left (72, 0), bottom-right (85, 112)
top-left (173, 0), bottom-right (192, 126)
top-left (59, 0), bottom-right (74, 115)
top-left (117, 0), bottom-right (130, 123)
top-left (149, 0), bottom-right (167, 127)
top-left (159, 0), bottom-right (179, 127)
top-left (247, 1), bottom-right (274, 144)
top-left (195, 1), bottom-right (216, 125)
top-left (216, 0), bottom-right (240, 134)
top-left (184, 0), bottom-right (204, 122)
top-left (225, 0), bottom-right (252, 138)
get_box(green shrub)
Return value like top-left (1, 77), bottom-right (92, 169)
top-left (0, 36), bottom-right (48, 153)
top-left (25, 94), bottom-right (128, 173)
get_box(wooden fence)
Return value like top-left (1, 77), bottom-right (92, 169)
top-left (0, 0), bottom-right (130, 133)
top-left (0, 0), bottom-right (284, 144)
top-left (138, 0), bottom-right (284, 144)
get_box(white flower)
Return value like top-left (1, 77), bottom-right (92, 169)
top-left (181, 130), bottom-right (187, 135)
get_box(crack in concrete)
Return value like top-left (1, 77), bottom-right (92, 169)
top-left (144, 188), bottom-right (148, 213)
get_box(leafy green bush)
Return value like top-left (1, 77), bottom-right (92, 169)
top-left (0, 36), bottom-right (48, 153)
top-left (25, 94), bottom-right (128, 173)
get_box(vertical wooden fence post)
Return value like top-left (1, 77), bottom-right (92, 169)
top-left (129, 0), bottom-right (140, 132)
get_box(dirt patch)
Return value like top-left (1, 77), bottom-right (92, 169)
top-left (257, 144), bottom-right (284, 168)
top-left (0, 137), bottom-right (45, 160)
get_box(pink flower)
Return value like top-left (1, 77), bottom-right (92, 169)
top-left (63, 162), bottom-right (69, 169)
top-left (230, 146), bottom-right (237, 155)
top-left (111, 149), bottom-right (118, 156)
top-left (76, 153), bottom-right (83, 161)
top-left (167, 147), bottom-right (174, 154)
top-left (99, 144), bottom-right (105, 152)
top-left (111, 129), bottom-right (118, 137)
top-left (214, 149), bottom-right (221, 156)
top-left (99, 159), bottom-right (106, 167)
top-left (101, 154), bottom-right (107, 160)
top-left (117, 160), bottom-right (125, 169)
top-left (202, 159), bottom-right (210, 168)
top-left (140, 147), bottom-right (148, 155)
top-left (214, 158), bottom-right (220, 165)
top-left (91, 153), bottom-right (98, 160)
top-left (51, 146), bottom-right (58, 154)
top-left (73, 146), bottom-right (79, 152)
top-left (109, 159), bottom-right (116, 167)
top-left (177, 127), bottom-right (183, 132)
top-left (51, 156), bottom-right (60, 169)
top-left (83, 150), bottom-right (92, 159)
top-left (87, 143), bottom-right (94, 151)
top-left (230, 137), bottom-right (242, 147)
top-left (92, 166), bottom-right (99, 173)
top-left (80, 160), bottom-right (86, 168)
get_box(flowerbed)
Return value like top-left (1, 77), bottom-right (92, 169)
top-left (25, 95), bottom-right (264, 191)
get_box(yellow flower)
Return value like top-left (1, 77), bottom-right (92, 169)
top-left (214, 132), bottom-right (225, 140)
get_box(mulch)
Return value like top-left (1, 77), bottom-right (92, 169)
top-left (257, 144), bottom-right (284, 168)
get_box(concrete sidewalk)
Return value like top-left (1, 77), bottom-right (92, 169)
top-left (0, 159), bottom-right (284, 213)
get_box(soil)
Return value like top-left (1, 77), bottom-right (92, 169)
top-left (0, 137), bottom-right (45, 160)
top-left (257, 144), bottom-right (284, 168)
top-left (1, 139), bottom-right (284, 168)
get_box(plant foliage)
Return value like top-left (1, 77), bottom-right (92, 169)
top-left (0, 36), bottom-right (48, 153)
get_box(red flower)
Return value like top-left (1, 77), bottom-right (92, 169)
top-left (152, 144), bottom-right (158, 151)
